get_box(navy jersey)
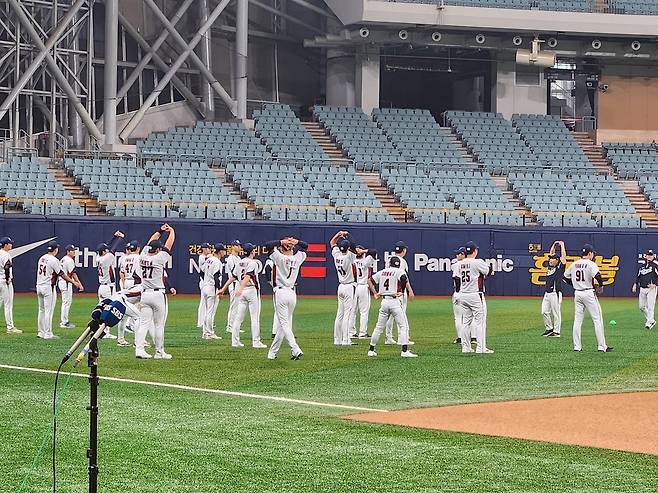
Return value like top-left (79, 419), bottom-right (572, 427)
top-left (545, 262), bottom-right (566, 294)
top-left (637, 260), bottom-right (658, 288)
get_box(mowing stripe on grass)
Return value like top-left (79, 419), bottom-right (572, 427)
top-left (0, 364), bottom-right (389, 413)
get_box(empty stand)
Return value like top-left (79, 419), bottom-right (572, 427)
top-left (386, 0), bottom-right (658, 14)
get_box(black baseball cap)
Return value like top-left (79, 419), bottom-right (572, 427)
top-left (455, 246), bottom-right (466, 256)
top-left (214, 242), bottom-right (226, 252)
top-left (338, 239), bottom-right (350, 252)
top-left (64, 244), bottom-right (77, 252)
top-left (148, 240), bottom-right (163, 250)
top-left (200, 242), bottom-right (211, 249)
top-left (47, 240), bottom-right (59, 251)
top-left (581, 244), bottom-right (595, 255)
top-left (243, 243), bottom-right (257, 254)
top-left (394, 241), bottom-right (407, 253)
top-left (549, 253), bottom-right (559, 260)
top-left (231, 239), bottom-right (241, 246)
top-left (646, 249), bottom-right (655, 256)
top-left (464, 241), bottom-right (478, 255)
top-left (389, 256), bottom-right (401, 268)
top-left (96, 243), bottom-right (109, 253)
top-left (0, 236), bottom-right (13, 246)
top-left (127, 240), bottom-right (140, 251)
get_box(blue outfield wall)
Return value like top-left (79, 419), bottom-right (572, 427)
top-left (0, 216), bottom-right (655, 297)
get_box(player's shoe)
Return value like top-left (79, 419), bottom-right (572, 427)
top-left (647, 321), bottom-right (656, 330)
top-left (207, 334), bottom-right (222, 340)
top-left (43, 334), bottom-right (60, 340)
top-left (267, 352), bottom-right (277, 360)
top-left (400, 350), bottom-right (418, 358)
top-left (542, 329), bottom-right (554, 337)
top-left (384, 338), bottom-right (397, 345)
top-left (291, 351), bottom-right (303, 361)
top-left (124, 327), bottom-right (134, 334)
top-left (598, 347), bottom-right (614, 353)
top-left (232, 342), bottom-right (245, 348)
top-left (6, 327), bottom-right (22, 334)
top-left (59, 322), bottom-right (75, 329)
top-left (252, 341), bottom-right (268, 349)
top-left (136, 350), bottom-right (152, 359)
top-left (117, 338), bottom-right (131, 347)
top-left (462, 348), bottom-right (473, 353)
top-left (453, 337), bottom-right (461, 344)
top-left (470, 337), bottom-right (477, 344)
top-left (154, 351), bottom-right (173, 360)
top-left (573, 348), bottom-right (582, 352)
top-left (476, 348), bottom-right (494, 354)
top-left (367, 350), bottom-right (378, 357)
top-left (103, 332), bottom-right (117, 340)
top-left (358, 334), bottom-right (370, 339)
top-left (547, 332), bottom-right (561, 338)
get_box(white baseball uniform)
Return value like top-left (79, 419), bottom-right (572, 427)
top-left (349, 254), bottom-right (377, 338)
top-left (456, 258), bottom-right (490, 353)
top-left (96, 252), bottom-right (116, 300)
top-left (197, 253), bottom-right (207, 328)
top-left (369, 267), bottom-right (410, 348)
top-left (636, 260), bottom-right (658, 327)
top-left (58, 256), bottom-right (76, 326)
top-left (541, 261), bottom-right (565, 334)
top-left (200, 255), bottom-right (222, 338)
top-left (265, 258), bottom-right (279, 337)
top-left (136, 247), bottom-right (171, 356)
top-left (385, 256), bottom-right (409, 342)
top-left (332, 246), bottom-right (357, 345)
top-left (0, 249), bottom-right (15, 331)
top-left (268, 247), bottom-right (305, 359)
top-left (224, 253), bottom-right (240, 332)
top-left (451, 260), bottom-right (463, 340)
top-left (118, 252), bottom-right (141, 334)
top-left (36, 253), bottom-right (61, 338)
top-left (232, 258), bottom-right (264, 347)
top-left (115, 285), bottom-right (143, 340)
top-left (565, 259), bottom-right (608, 351)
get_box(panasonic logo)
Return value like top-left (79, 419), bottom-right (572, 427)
top-left (414, 253), bottom-right (514, 273)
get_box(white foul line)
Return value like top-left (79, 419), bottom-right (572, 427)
top-left (0, 363), bottom-right (389, 414)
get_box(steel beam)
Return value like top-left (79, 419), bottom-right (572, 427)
top-left (104, 0), bottom-right (118, 145)
top-left (142, 0), bottom-right (236, 115)
top-left (119, 0), bottom-right (232, 141)
top-left (198, 0), bottom-right (214, 118)
top-left (249, 0), bottom-right (324, 35)
top-left (236, 0), bottom-right (248, 120)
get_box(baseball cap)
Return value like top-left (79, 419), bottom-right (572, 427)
top-left (455, 246), bottom-right (466, 256)
top-left (394, 241), bottom-right (407, 253)
top-left (243, 242), bottom-right (257, 254)
top-left (96, 242), bottom-right (109, 253)
top-left (464, 241), bottom-right (478, 255)
top-left (127, 240), bottom-right (140, 250)
top-left (0, 236), bottom-right (13, 246)
top-left (581, 244), bottom-right (595, 255)
top-left (64, 244), bottom-right (77, 252)
top-left (200, 242), bottom-right (211, 249)
top-left (548, 252), bottom-right (559, 260)
top-left (389, 256), bottom-right (401, 268)
top-left (338, 239), bottom-right (351, 252)
top-left (214, 242), bottom-right (226, 252)
top-left (646, 249), bottom-right (655, 256)
top-left (148, 240), bottom-right (163, 250)
top-left (231, 239), bottom-right (241, 246)
top-left (47, 240), bottom-right (59, 251)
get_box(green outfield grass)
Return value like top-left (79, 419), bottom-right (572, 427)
top-left (1, 295), bottom-right (657, 492)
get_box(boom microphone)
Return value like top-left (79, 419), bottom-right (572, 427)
top-left (61, 326), bottom-right (93, 364)
top-left (74, 323), bottom-right (108, 368)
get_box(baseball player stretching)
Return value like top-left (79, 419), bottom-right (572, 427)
top-left (0, 237), bottom-right (19, 334)
top-left (451, 247), bottom-right (466, 344)
top-left (263, 237), bottom-right (307, 361)
top-left (349, 246), bottom-right (377, 339)
top-left (632, 249), bottom-right (658, 330)
top-left (135, 224), bottom-right (175, 360)
top-left (96, 230), bottom-right (125, 339)
top-left (224, 240), bottom-right (243, 335)
top-left (330, 231), bottom-right (368, 346)
top-left (367, 256), bottom-right (417, 358)
top-left (117, 241), bottom-right (141, 346)
top-left (564, 244), bottom-right (612, 353)
top-left (58, 245), bottom-right (84, 329)
top-left (225, 243), bottom-right (267, 348)
top-left (385, 241), bottom-right (415, 346)
top-left (541, 241), bottom-right (566, 337)
top-left (197, 242), bottom-right (212, 329)
top-left (264, 256), bottom-right (279, 339)
top-left (36, 241), bottom-right (82, 340)
top-left (199, 242), bottom-right (224, 340)
top-left (455, 241), bottom-right (494, 354)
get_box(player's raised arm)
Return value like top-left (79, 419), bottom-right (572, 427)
top-left (288, 237), bottom-right (308, 251)
top-left (108, 230), bottom-right (125, 253)
top-left (558, 241), bottom-right (567, 264)
top-left (162, 224), bottom-right (175, 251)
top-left (145, 228), bottom-right (162, 248)
top-left (329, 231), bottom-right (348, 249)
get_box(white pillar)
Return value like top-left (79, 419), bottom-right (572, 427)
top-left (326, 49), bottom-right (355, 107)
top-left (355, 46), bottom-right (380, 115)
top-left (235, 0), bottom-right (248, 120)
top-left (104, 0), bottom-right (119, 146)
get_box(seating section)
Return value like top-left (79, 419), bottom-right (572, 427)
top-left (1, 156), bottom-right (83, 215)
top-left (604, 143), bottom-right (658, 178)
top-left (254, 104), bottom-right (326, 160)
top-left (570, 174), bottom-right (635, 215)
top-left (373, 108), bottom-right (469, 166)
top-left (446, 111), bottom-right (540, 174)
top-left (512, 114), bottom-right (592, 173)
top-left (314, 106), bottom-right (404, 170)
top-left (137, 122), bottom-right (267, 160)
top-left (640, 176), bottom-right (658, 211)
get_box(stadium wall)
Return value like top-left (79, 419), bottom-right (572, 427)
top-left (0, 217), bottom-right (652, 297)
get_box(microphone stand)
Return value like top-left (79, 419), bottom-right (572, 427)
top-left (87, 336), bottom-right (99, 493)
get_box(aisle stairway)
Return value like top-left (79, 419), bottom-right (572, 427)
top-left (48, 161), bottom-right (104, 215)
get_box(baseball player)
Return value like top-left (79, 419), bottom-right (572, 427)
top-left (385, 241), bottom-right (415, 345)
top-left (456, 241), bottom-right (494, 354)
top-left (366, 256), bottom-right (417, 358)
top-left (264, 255), bottom-right (279, 339)
top-left (197, 242), bottom-right (212, 329)
top-left (36, 241), bottom-right (82, 340)
top-left (199, 242), bottom-right (224, 340)
top-left (96, 230), bottom-right (125, 339)
top-left (632, 248), bottom-right (658, 330)
top-left (0, 237), bottom-right (19, 334)
top-left (263, 236), bottom-right (307, 360)
top-left (541, 241), bottom-right (566, 337)
top-left (114, 284), bottom-right (144, 346)
top-left (451, 247), bottom-right (466, 344)
top-left (119, 241), bottom-right (141, 290)
top-left (226, 243), bottom-right (267, 348)
top-left (224, 240), bottom-right (243, 334)
top-left (564, 244), bottom-right (612, 352)
top-left (135, 223), bottom-right (175, 360)
top-left (349, 245), bottom-right (378, 339)
top-left (58, 244), bottom-right (84, 329)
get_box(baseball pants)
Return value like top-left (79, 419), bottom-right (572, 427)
top-left (136, 290), bottom-right (167, 355)
top-left (37, 285), bottom-right (56, 338)
top-left (0, 282), bottom-right (15, 330)
top-left (370, 298), bottom-right (410, 347)
top-left (269, 287), bottom-right (302, 358)
top-left (98, 284), bottom-right (114, 301)
top-left (197, 280), bottom-right (204, 328)
top-left (232, 286), bottom-right (262, 346)
top-left (117, 301), bottom-right (142, 340)
top-left (572, 290), bottom-right (607, 351)
top-left (452, 293), bottom-right (463, 338)
top-left (200, 285), bottom-right (219, 338)
top-left (385, 292), bottom-right (408, 341)
top-left (226, 282), bottom-right (238, 331)
top-left (58, 279), bottom-right (73, 326)
top-left (349, 284), bottom-right (371, 338)
top-left (460, 292), bottom-right (486, 353)
top-left (271, 294), bottom-right (280, 337)
top-left (334, 283), bottom-right (356, 345)
top-left (541, 291), bottom-right (562, 334)
top-left (639, 287), bottom-right (657, 326)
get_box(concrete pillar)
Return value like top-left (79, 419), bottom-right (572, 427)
top-left (355, 46), bottom-right (380, 115)
top-left (198, 0), bottom-right (215, 119)
top-left (493, 57), bottom-right (547, 119)
top-left (104, 0), bottom-right (119, 146)
top-left (235, 0), bottom-right (248, 120)
top-left (326, 49), bottom-right (355, 107)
